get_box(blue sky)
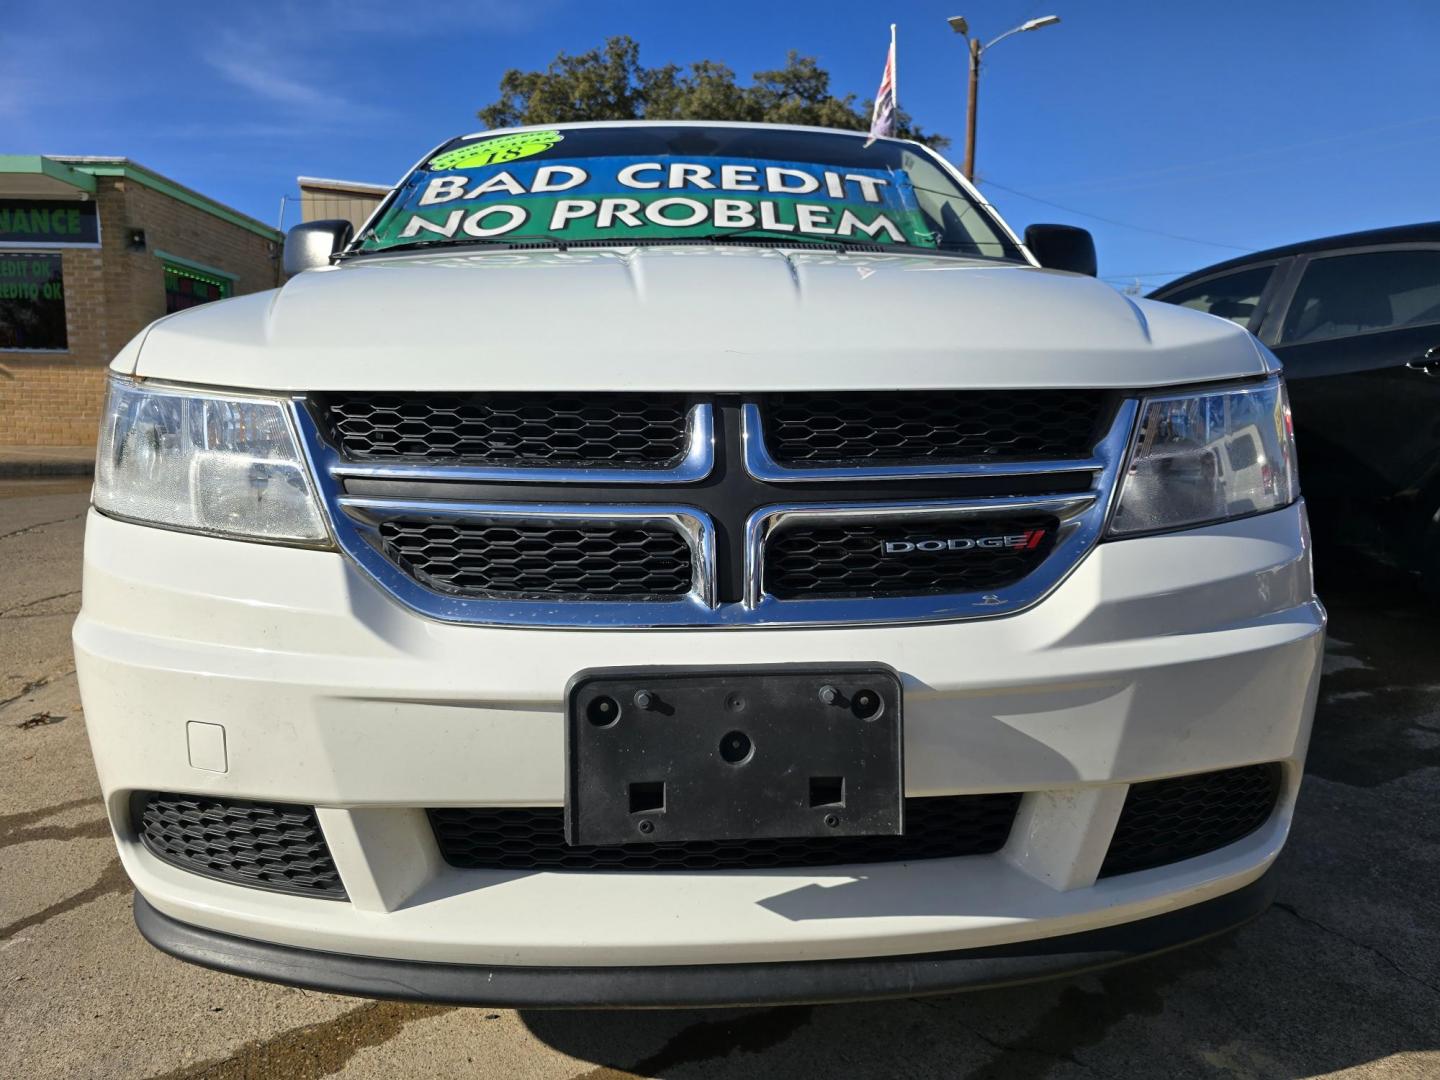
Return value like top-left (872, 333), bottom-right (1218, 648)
top-left (8, 0), bottom-right (1438, 289)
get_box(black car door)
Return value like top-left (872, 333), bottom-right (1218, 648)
top-left (1265, 246), bottom-right (1440, 505)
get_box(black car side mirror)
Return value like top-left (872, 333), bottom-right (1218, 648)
top-left (1024, 224), bottom-right (1097, 277)
top-left (283, 220), bottom-right (355, 275)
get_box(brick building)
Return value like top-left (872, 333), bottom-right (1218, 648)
top-left (0, 156), bottom-right (283, 447)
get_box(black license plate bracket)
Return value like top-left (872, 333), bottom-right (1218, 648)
top-left (565, 665), bottom-right (903, 847)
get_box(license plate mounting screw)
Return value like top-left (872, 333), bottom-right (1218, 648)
top-left (852, 689), bottom-right (883, 721)
top-left (586, 695), bottom-right (620, 727)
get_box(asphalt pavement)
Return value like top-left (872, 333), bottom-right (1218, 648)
top-left (2, 481), bottom-right (1437, 1079)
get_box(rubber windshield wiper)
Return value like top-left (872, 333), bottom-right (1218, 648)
top-left (341, 235), bottom-right (573, 258)
top-left (343, 232), bottom-right (854, 258)
top-left (692, 225), bottom-right (1007, 258)
top-left (692, 225), bottom-right (871, 251)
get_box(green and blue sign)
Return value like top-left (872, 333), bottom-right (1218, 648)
top-left (364, 147), bottom-right (936, 249)
top-left (0, 200), bottom-right (99, 246)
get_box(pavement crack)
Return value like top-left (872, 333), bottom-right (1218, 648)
top-left (1273, 901), bottom-right (1440, 997)
top-left (0, 857), bottom-right (130, 942)
top-left (0, 589), bottom-right (81, 618)
top-left (140, 1001), bottom-right (456, 1080)
top-left (0, 815), bottom-right (111, 849)
top-left (0, 795), bottom-right (100, 844)
top-left (0, 668), bottom-right (75, 711)
top-left (0, 511), bottom-right (86, 542)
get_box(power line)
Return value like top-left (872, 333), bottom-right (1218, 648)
top-left (1031, 113), bottom-right (1440, 197)
top-left (980, 179), bottom-right (1253, 252)
top-left (1099, 271), bottom-right (1196, 282)
top-left (1029, 130), bottom-right (1440, 200)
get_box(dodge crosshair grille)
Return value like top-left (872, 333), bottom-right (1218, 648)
top-left (295, 392), bottom-right (1134, 627)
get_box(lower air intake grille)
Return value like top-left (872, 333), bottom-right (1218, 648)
top-left (311, 393), bottom-right (691, 467)
top-left (377, 518), bottom-right (694, 600)
top-left (1100, 764), bottom-right (1282, 878)
top-left (763, 516), bottom-right (1056, 599)
top-left (136, 793), bottom-right (346, 899)
top-left (430, 794), bottom-right (1020, 871)
top-left (761, 390), bottom-right (1110, 466)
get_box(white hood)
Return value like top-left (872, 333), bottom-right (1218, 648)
top-left (125, 246), bottom-right (1270, 391)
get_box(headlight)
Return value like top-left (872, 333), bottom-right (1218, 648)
top-left (1107, 377), bottom-right (1297, 537)
top-left (94, 377), bottom-right (329, 544)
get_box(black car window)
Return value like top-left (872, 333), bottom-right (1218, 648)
top-left (1280, 248), bottom-right (1440, 345)
top-left (1157, 265), bottom-right (1274, 330)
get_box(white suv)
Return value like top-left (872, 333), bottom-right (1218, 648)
top-left (75, 121), bottom-right (1324, 1006)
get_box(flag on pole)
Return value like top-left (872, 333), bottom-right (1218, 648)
top-left (866, 24), bottom-right (898, 146)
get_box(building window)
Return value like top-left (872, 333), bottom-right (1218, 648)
top-left (0, 253), bottom-right (67, 351)
top-left (164, 263), bottom-right (232, 314)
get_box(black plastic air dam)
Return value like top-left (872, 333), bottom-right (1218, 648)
top-left (133, 868), bottom-right (1275, 1009)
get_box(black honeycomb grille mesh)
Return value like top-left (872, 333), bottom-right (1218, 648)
top-left (312, 393), bottom-right (690, 467)
top-left (377, 518), bottom-right (693, 599)
top-left (764, 516), bottom-right (1056, 599)
top-left (1100, 764), bottom-right (1282, 878)
top-left (761, 391), bottom-right (1110, 466)
top-left (136, 793), bottom-right (346, 899)
top-left (430, 794), bottom-right (1020, 871)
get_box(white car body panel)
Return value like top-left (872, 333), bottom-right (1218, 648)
top-left (120, 247), bottom-right (1270, 392)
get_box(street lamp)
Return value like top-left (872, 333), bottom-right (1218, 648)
top-left (948, 14), bottom-right (1061, 181)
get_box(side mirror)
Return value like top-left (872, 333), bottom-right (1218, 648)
top-left (1024, 224), bottom-right (1097, 277)
top-left (283, 220), bottom-right (354, 275)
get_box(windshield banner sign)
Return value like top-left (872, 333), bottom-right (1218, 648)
top-left (363, 155), bottom-right (937, 249)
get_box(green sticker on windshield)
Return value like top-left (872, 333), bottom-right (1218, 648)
top-left (429, 131), bottom-right (564, 171)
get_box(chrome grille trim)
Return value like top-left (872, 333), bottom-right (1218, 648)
top-left (305, 403), bottom-right (715, 485)
top-left (333, 497), bottom-right (718, 626)
top-left (295, 395), bottom-right (1139, 629)
top-left (744, 494), bottom-right (1096, 615)
top-left (741, 402), bottom-right (1109, 482)
top-left (733, 399), bottom-right (1135, 625)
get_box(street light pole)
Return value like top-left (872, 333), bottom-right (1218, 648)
top-left (948, 15), bottom-right (1061, 182)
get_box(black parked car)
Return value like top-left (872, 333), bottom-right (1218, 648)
top-left (1152, 223), bottom-right (1440, 592)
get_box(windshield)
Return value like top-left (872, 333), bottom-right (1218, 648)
top-left (353, 125), bottom-right (1023, 259)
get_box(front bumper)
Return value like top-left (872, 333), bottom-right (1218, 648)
top-left (135, 868), bottom-right (1277, 1007)
top-left (75, 502), bottom-right (1324, 991)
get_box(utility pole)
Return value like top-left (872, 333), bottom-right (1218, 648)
top-left (964, 37), bottom-right (980, 181)
top-left (948, 15), bottom-right (1062, 182)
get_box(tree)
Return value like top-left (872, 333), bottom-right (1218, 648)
top-left (478, 36), bottom-right (948, 149)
